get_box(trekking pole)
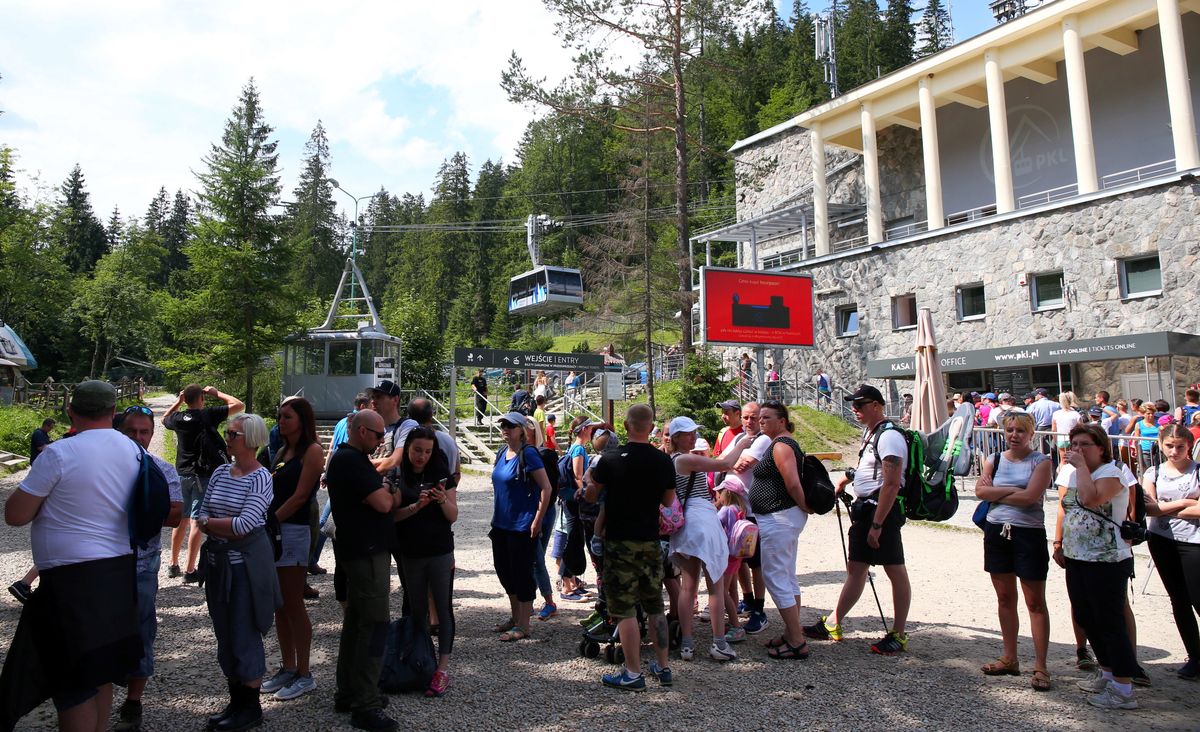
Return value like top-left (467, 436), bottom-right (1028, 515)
top-left (835, 492), bottom-right (888, 632)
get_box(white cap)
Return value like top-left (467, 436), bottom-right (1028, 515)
top-left (668, 416), bottom-right (700, 434)
top-left (693, 437), bottom-right (710, 452)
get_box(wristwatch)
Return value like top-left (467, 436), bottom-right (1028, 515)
top-left (871, 521), bottom-right (883, 530)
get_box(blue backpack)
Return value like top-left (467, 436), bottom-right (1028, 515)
top-left (128, 445), bottom-right (172, 550)
top-left (557, 451), bottom-right (576, 501)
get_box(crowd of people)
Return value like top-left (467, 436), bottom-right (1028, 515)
top-left (2, 373), bottom-right (1199, 730)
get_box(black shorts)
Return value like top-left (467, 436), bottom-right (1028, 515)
top-left (847, 499), bottom-right (905, 566)
top-left (983, 522), bottom-right (1049, 581)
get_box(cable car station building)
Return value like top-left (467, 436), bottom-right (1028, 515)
top-left (704, 0), bottom-right (1200, 402)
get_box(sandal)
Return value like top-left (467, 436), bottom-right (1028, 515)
top-left (499, 627), bottom-right (529, 642)
top-left (981, 657), bottom-right (1020, 676)
top-left (767, 639), bottom-right (811, 660)
top-left (1031, 668), bottom-right (1052, 691)
top-left (764, 635), bottom-right (787, 649)
top-left (493, 618), bottom-right (516, 633)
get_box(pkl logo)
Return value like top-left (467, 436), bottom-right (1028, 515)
top-left (979, 104), bottom-right (1071, 190)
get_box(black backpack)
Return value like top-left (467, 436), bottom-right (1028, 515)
top-left (799, 453), bottom-right (836, 515)
top-left (193, 417), bottom-right (229, 476)
top-left (863, 420), bottom-right (959, 522)
top-left (128, 445), bottom-right (173, 550)
top-left (378, 616), bottom-right (436, 693)
top-left (517, 393), bottom-right (536, 416)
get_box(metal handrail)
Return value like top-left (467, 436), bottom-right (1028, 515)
top-left (1017, 182), bottom-right (1079, 209)
top-left (966, 425), bottom-right (1165, 484)
top-left (1101, 159), bottom-right (1176, 189)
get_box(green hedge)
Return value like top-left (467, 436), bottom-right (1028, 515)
top-left (0, 405), bottom-right (64, 457)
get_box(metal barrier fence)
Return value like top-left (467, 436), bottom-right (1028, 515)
top-left (966, 426), bottom-right (1165, 485)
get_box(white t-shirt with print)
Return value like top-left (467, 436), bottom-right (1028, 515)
top-left (19, 428), bottom-right (140, 570)
top-left (1057, 462), bottom-right (1131, 563)
top-left (853, 425), bottom-right (908, 499)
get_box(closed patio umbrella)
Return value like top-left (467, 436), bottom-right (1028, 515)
top-left (910, 307), bottom-right (946, 435)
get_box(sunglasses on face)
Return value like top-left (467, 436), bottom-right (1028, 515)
top-left (123, 405), bottom-right (154, 416)
top-left (852, 399), bottom-right (876, 409)
top-left (362, 427), bottom-right (385, 439)
top-left (225, 430), bottom-right (243, 440)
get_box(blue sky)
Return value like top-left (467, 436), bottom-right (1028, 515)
top-left (1, 1), bottom-right (1000, 222)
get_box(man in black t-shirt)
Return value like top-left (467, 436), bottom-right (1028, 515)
top-left (162, 383), bottom-right (243, 582)
top-left (326, 409), bottom-right (401, 731)
top-left (587, 403), bottom-right (676, 691)
top-left (29, 419), bottom-right (54, 464)
top-left (470, 369), bottom-right (488, 425)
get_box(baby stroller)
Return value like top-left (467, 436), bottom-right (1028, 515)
top-left (578, 604), bottom-right (650, 664)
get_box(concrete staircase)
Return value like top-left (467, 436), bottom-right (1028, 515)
top-left (0, 450), bottom-right (29, 473)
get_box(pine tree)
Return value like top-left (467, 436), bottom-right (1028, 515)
top-left (836, 0), bottom-right (885, 92)
top-left (181, 79), bottom-right (295, 411)
top-left (106, 206), bottom-right (123, 250)
top-left (162, 190), bottom-right (192, 279)
top-left (879, 0), bottom-right (916, 72)
top-left (284, 121), bottom-right (343, 299)
top-left (57, 164), bottom-right (108, 273)
top-left (917, 0), bottom-right (953, 56)
top-left (144, 187), bottom-right (170, 234)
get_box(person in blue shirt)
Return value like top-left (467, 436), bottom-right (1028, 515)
top-left (490, 412), bottom-right (554, 642)
top-left (28, 419), bottom-right (54, 464)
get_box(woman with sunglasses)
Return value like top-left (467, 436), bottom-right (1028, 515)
top-left (259, 398), bottom-right (322, 701)
top-left (490, 411), bottom-right (554, 642)
top-left (1142, 424), bottom-right (1200, 680)
top-left (196, 413), bottom-right (282, 731)
top-left (1053, 423), bottom-right (1139, 710)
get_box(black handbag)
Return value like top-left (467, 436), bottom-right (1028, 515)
top-left (378, 616), bottom-right (437, 693)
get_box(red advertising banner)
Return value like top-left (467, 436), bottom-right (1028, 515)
top-left (701, 267), bottom-right (814, 347)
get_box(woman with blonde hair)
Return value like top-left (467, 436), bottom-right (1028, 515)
top-left (1052, 392), bottom-right (1083, 462)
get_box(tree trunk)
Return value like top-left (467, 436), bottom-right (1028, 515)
top-left (671, 0), bottom-right (693, 354)
top-left (642, 81), bottom-right (656, 415)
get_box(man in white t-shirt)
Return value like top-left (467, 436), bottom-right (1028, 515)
top-left (728, 401), bottom-right (773, 633)
top-left (2, 380), bottom-right (143, 731)
top-left (804, 384), bottom-right (912, 657)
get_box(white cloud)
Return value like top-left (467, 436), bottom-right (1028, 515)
top-left (0, 0), bottom-right (577, 217)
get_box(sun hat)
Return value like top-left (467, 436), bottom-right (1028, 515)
top-left (668, 416), bottom-right (700, 434)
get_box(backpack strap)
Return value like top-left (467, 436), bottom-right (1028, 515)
top-left (671, 454), bottom-right (698, 512)
top-left (859, 419), bottom-right (896, 481)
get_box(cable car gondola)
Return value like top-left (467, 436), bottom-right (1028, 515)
top-left (508, 265), bottom-right (583, 317)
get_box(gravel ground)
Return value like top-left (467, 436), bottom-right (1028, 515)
top-left (0, 406), bottom-right (1197, 730)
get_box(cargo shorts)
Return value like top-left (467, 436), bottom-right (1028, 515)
top-left (603, 539), bottom-right (665, 619)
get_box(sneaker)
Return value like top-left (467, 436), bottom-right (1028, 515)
top-left (1132, 665), bottom-right (1151, 687)
top-left (351, 707), bottom-right (399, 731)
top-left (308, 564), bottom-right (328, 575)
top-left (1086, 682), bottom-right (1138, 710)
top-left (1076, 669), bottom-right (1108, 693)
top-left (698, 605), bottom-right (710, 622)
top-left (601, 668), bottom-right (646, 692)
top-left (260, 668), bottom-right (297, 694)
top-left (679, 643), bottom-right (695, 662)
top-left (1076, 646), bottom-right (1097, 671)
top-left (561, 588), bottom-right (587, 603)
top-left (182, 570), bottom-right (201, 584)
top-left (537, 602), bottom-right (558, 620)
top-left (709, 641), bottom-right (737, 662)
top-left (737, 599), bottom-right (748, 615)
top-left (7, 581), bottom-right (31, 605)
top-left (113, 699), bottom-right (142, 731)
top-left (647, 660), bottom-right (673, 686)
top-left (725, 627), bottom-right (747, 644)
top-left (425, 670), bottom-right (450, 697)
top-left (1179, 658), bottom-right (1200, 680)
top-left (304, 584), bottom-right (320, 599)
top-left (803, 615), bottom-right (842, 642)
top-left (870, 630), bottom-right (908, 656)
top-left (274, 673), bottom-right (316, 700)
top-left (168, 564), bottom-right (182, 578)
top-left (744, 611), bottom-right (770, 635)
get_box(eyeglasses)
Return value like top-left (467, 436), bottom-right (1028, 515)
top-left (225, 430), bottom-right (244, 440)
top-left (1068, 440), bottom-right (1100, 449)
top-left (123, 405), bottom-right (154, 416)
top-left (851, 399), bottom-right (876, 409)
top-left (362, 427), bottom-right (385, 439)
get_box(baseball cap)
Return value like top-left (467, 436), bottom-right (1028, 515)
top-left (668, 416), bottom-right (701, 434)
top-left (498, 412), bottom-right (528, 428)
top-left (843, 384), bottom-right (885, 404)
top-left (70, 380), bottom-right (117, 413)
top-left (983, 392), bottom-right (997, 400)
top-left (694, 437), bottom-right (711, 452)
top-left (371, 380), bottom-right (401, 397)
top-left (998, 392), bottom-right (1013, 402)
top-left (1088, 406), bottom-right (1104, 417)
top-left (1035, 387), bottom-right (1050, 397)
top-left (717, 474), bottom-right (747, 498)
top-left (715, 399), bottom-right (740, 411)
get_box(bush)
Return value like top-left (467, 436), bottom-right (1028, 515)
top-left (675, 349), bottom-right (731, 434)
top-left (0, 405), bottom-right (64, 457)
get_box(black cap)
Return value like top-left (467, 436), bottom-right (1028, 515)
top-left (1035, 387), bottom-right (1050, 397)
top-left (843, 384), bottom-right (885, 404)
top-left (371, 380), bottom-right (401, 397)
top-left (715, 399), bottom-right (740, 411)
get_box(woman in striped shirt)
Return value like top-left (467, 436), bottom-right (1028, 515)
top-left (197, 413), bottom-right (280, 731)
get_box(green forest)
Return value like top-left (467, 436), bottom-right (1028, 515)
top-left (0, 0), bottom-right (953, 411)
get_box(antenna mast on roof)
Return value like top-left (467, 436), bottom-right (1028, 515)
top-left (815, 11), bottom-right (839, 98)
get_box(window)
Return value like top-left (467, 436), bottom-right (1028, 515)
top-left (304, 344), bottom-right (325, 376)
top-left (359, 340), bottom-right (375, 375)
top-left (1119, 254), bottom-right (1161, 298)
top-left (329, 342), bottom-right (357, 376)
top-left (891, 294), bottom-right (917, 330)
top-left (1030, 271), bottom-right (1064, 311)
top-left (956, 283), bottom-right (986, 320)
top-left (836, 305), bottom-right (859, 337)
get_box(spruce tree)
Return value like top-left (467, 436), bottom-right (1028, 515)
top-left (917, 0), bottom-right (953, 56)
top-left (57, 163), bottom-right (108, 273)
top-left (284, 121), bottom-right (343, 298)
top-left (106, 206), bottom-right (123, 251)
top-left (162, 190), bottom-right (192, 279)
top-left (835, 0), bottom-right (885, 92)
top-left (144, 187), bottom-right (170, 234)
top-left (879, 0), bottom-right (916, 72)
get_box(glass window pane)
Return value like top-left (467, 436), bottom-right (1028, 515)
top-left (892, 295), bottom-right (917, 329)
top-left (837, 306), bottom-right (859, 336)
top-left (359, 340), bottom-right (375, 374)
top-left (305, 344), bottom-right (325, 376)
top-left (1123, 256), bottom-right (1161, 295)
top-left (959, 284), bottom-right (986, 319)
top-left (329, 342), bottom-right (357, 376)
top-left (1034, 273), bottom-right (1063, 309)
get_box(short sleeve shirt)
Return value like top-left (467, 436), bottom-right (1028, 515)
top-left (1058, 462), bottom-right (1131, 562)
top-left (593, 443), bottom-right (675, 542)
top-left (471, 376), bottom-right (488, 395)
top-left (852, 425), bottom-right (908, 499)
top-left (29, 428), bottom-right (51, 464)
top-left (163, 405), bottom-right (230, 476)
top-left (491, 445), bottom-right (545, 532)
top-left (327, 444), bottom-right (392, 558)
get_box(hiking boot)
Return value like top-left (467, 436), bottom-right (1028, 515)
top-left (307, 564), bottom-right (327, 575)
top-left (114, 699), bottom-right (142, 731)
top-left (7, 581), bottom-right (31, 604)
top-left (274, 673), bottom-right (316, 700)
top-left (601, 668), bottom-right (646, 691)
top-left (647, 660), bottom-right (673, 686)
top-left (214, 685), bottom-right (262, 732)
top-left (350, 707), bottom-right (399, 731)
top-left (260, 668), bottom-right (297, 694)
top-left (1076, 669), bottom-right (1108, 693)
top-left (744, 611), bottom-right (769, 635)
top-left (1132, 666), bottom-right (1151, 687)
top-left (168, 564), bottom-right (182, 578)
top-left (709, 641), bottom-right (737, 662)
top-left (870, 630), bottom-right (908, 656)
top-left (1076, 646), bottom-right (1097, 671)
top-left (537, 602), bottom-right (557, 621)
top-left (803, 616), bottom-right (842, 642)
top-left (334, 696), bottom-right (387, 714)
top-left (1087, 682), bottom-right (1138, 710)
top-left (303, 584), bottom-right (320, 599)
top-left (1179, 658), bottom-right (1200, 680)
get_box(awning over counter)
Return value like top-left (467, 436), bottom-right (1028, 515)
top-left (866, 331), bottom-right (1200, 378)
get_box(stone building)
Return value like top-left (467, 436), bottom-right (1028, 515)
top-left (695, 0), bottom-right (1200, 407)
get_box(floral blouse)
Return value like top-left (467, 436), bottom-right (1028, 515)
top-left (1058, 462), bottom-right (1131, 563)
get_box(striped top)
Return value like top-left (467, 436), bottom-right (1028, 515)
top-left (672, 455), bottom-right (709, 505)
top-left (199, 463), bottom-right (272, 562)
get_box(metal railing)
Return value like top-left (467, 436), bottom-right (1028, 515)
top-left (966, 426), bottom-right (1167, 485)
top-left (1101, 159), bottom-right (1176, 189)
top-left (1017, 182), bottom-right (1078, 209)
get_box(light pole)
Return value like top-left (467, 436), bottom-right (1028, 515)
top-left (330, 179), bottom-right (373, 302)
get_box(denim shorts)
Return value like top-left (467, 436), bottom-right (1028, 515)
top-left (180, 473), bottom-right (207, 519)
top-left (276, 524), bottom-right (310, 567)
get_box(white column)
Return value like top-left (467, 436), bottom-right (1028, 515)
top-left (985, 50), bottom-right (1015, 213)
top-left (861, 102), bottom-right (884, 243)
top-left (918, 77), bottom-right (945, 229)
top-left (811, 124), bottom-right (830, 256)
top-left (1158, 0), bottom-right (1200, 170)
top-left (1063, 16), bottom-right (1098, 193)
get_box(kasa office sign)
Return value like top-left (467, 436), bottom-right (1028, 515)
top-left (700, 267), bottom-right (814, 348)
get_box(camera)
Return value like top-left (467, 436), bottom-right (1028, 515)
top-left (1120, 520), bottom-right (1147, 544)
top-left (731, 294), bottom-right (790, 329)
top-left (845, 468), bottom-right (856, 481)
